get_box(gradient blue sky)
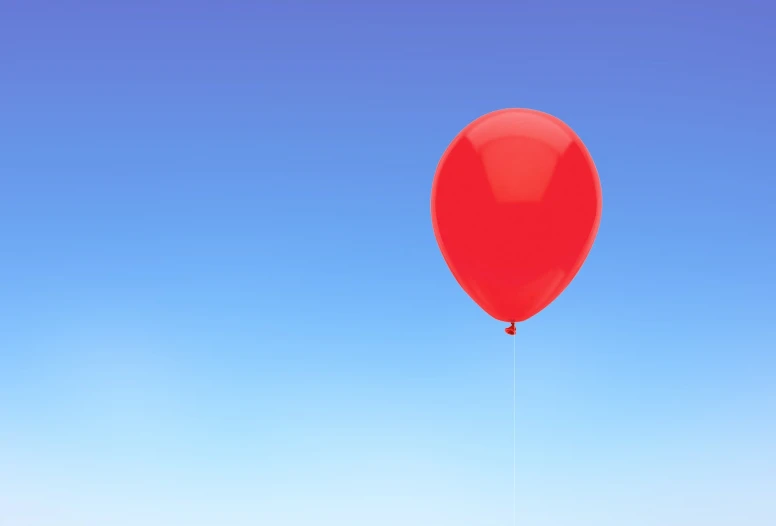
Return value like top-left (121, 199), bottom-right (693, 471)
top-left (1, 2), bottom-right (775, 525)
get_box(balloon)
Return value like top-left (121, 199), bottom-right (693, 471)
top-left (431, 108), bottom-right (602, 331)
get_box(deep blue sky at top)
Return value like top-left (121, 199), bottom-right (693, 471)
top-left (1, 1), bottom-right (775, 525)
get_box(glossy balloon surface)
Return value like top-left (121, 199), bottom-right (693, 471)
top-left (431, 108), bottom-right (602, 323)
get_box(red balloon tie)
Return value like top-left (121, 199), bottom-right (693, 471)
top-left (505, 322), bottom-right (516, 336)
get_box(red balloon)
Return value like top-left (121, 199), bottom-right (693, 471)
top-left (431, 108), bottom-right (602, 326)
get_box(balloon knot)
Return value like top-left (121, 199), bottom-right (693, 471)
top-left (505, 322), bottom-right (516, 336)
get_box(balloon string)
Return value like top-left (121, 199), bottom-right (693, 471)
top-left (512, 328), bottom-right (516, 526)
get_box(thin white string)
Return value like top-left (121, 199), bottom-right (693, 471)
top-left (512, 332), bottom-right (516, 526)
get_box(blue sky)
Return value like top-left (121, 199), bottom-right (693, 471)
top-left (1, 2), bottom-right (775, 525)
